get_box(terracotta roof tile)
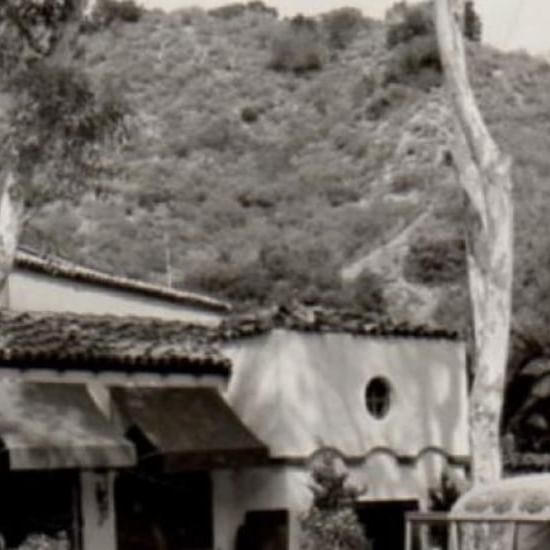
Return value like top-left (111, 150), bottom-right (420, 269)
top-left (0, 310), bottom-right (229, 375)
top-left (215, 304), bottom-right (460, 341)
top-left (15, 247), bottom-right (231, 313)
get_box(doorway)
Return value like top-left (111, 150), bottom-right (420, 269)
top-left (0, 470), bottom-right (79, 549)
top-left (235, 510), bottom-right (289, 550)
top-left (116, 470), bottom-right (213, 550)
top-left (356, 500), bottom-right (418, 550)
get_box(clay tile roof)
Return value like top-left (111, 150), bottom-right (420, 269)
top-left (216, 304), bottom-right (460, 341)
top-left (15, 247), bottom-right (232, 314)
top-left (0, 310), bottom-right (229, 376)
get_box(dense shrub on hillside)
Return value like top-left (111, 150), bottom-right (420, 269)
top-left (385, 35), bottom-right (442, 89)
top-left (209, 1), bottom-right (277, 19)
top-left (365, 83), bottom-right (416, 121)
top-left (404, 237), bottom-right (467, 286)
top-left (386, 0), bottom-right (482, 50)
top-left (91, 0), bottom-right (144, 26)
top-left (269, 16), bottom-right (325, 72)
top-left (383, 1), bottom-right (482, 88)
top-left (391, 168), bottom-right (432, 194)
top-left (351, 269), bottom-right (387, 315)
top-left (322, 7), bottom-right (364, 50)
top-left (182, 236), bottom-right (388, 313)
top-left (464, 1), bottom-right (482, 42)
top-left (208, 3), bottom-right (247, 19)
top-left (183, 261), bottom-right (272, 306)
top-left (386, 1), bottom-right (433, 49)
top-left (20, 2), bottom-right (550, 342)
top-left (384, 3), bottom-right (441, 88)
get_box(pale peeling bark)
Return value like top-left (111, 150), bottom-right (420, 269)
top-left (435, 0), bottom-right (514, 485)
top-left (0, 170), bottom-right (24, 299)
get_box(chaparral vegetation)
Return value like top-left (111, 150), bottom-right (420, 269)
top-left (3, 0), bottom-right (550, 447)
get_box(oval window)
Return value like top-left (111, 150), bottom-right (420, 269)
top-left (365, 377), bottom-right (392, 419)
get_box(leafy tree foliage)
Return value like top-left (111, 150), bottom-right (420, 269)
top-left (5, 62), bottom-right (127, 208)
top-left (0, 0), bottom-right (128, 210)
top-left (0, 0), bottom-right (78, 59)
top-left (464, 1), bottom-right (482, 43)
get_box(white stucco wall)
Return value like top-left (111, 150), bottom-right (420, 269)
top-left (8, 270), bottom-right (223, 325)
top-left (222, 330), bottom-right (469, 459)
top-left (213, 454), bottom-right (466, 550)
top-left (213, 467), bottom-right (297, 550)
top-left (212, 330), bottom-right (468, 550)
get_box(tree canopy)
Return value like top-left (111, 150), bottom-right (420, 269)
top-left (0, 0), bottom-right (128, 212)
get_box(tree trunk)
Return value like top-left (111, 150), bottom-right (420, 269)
top-left (0, 170), bottom-right (24, 303)
top-left (434, 0), bottom-right (514, 484)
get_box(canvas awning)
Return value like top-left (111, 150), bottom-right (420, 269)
top-left (0, 380), bottom-right (136, 470)
top-left (111, 387), bottom-right (268, 471)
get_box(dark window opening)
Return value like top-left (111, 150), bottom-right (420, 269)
top-left (235, 510), bottom-right (288, 550)
top-left (0, 470), bottom-right (79, 549)
top-left (365, 377), bottom-right (392, 419)
top-left (116, 470), bottom-right (213, 550)
top-left (356, 500), bottom-right (418, 550)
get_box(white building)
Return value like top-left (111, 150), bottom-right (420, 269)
top-left (0, 250), bottom-right (470, 550)
top-left (0, 308), bottom-right (266, 550)
top-left (6, 247), bottom-right (230, 325)
top-left (214, 307), bottom-right (469, 550)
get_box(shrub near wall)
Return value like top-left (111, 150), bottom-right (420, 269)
top-left (301, 450), bottom-right (367, 550)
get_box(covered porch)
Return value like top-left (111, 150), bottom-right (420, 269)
top-left (0, 379), bottom-right (268, 550)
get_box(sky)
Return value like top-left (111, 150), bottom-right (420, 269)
top-left (138, 0), bottom-right (550, 56)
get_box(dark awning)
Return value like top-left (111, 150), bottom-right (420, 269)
top-left (111, 387), bottom-right (268, 471)
top-left (0, 380), bottom-right (136, 470)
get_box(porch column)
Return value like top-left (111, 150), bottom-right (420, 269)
top-left (288, 512), bottom-right (301, 550)
top-left (212, 470), bottom-right (244, 550)
top-left (80, 470), bottom-right (117, 550)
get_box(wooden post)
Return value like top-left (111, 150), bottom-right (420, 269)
top-left (80, 470), bottom-right (118, 550)
top-left (405, 517), bottom-right (412, 550)
top-left (449, 521), bottom-right (459, 550)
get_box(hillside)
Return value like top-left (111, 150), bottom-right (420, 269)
top-left (20, 3), bottom-right (550, 341)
